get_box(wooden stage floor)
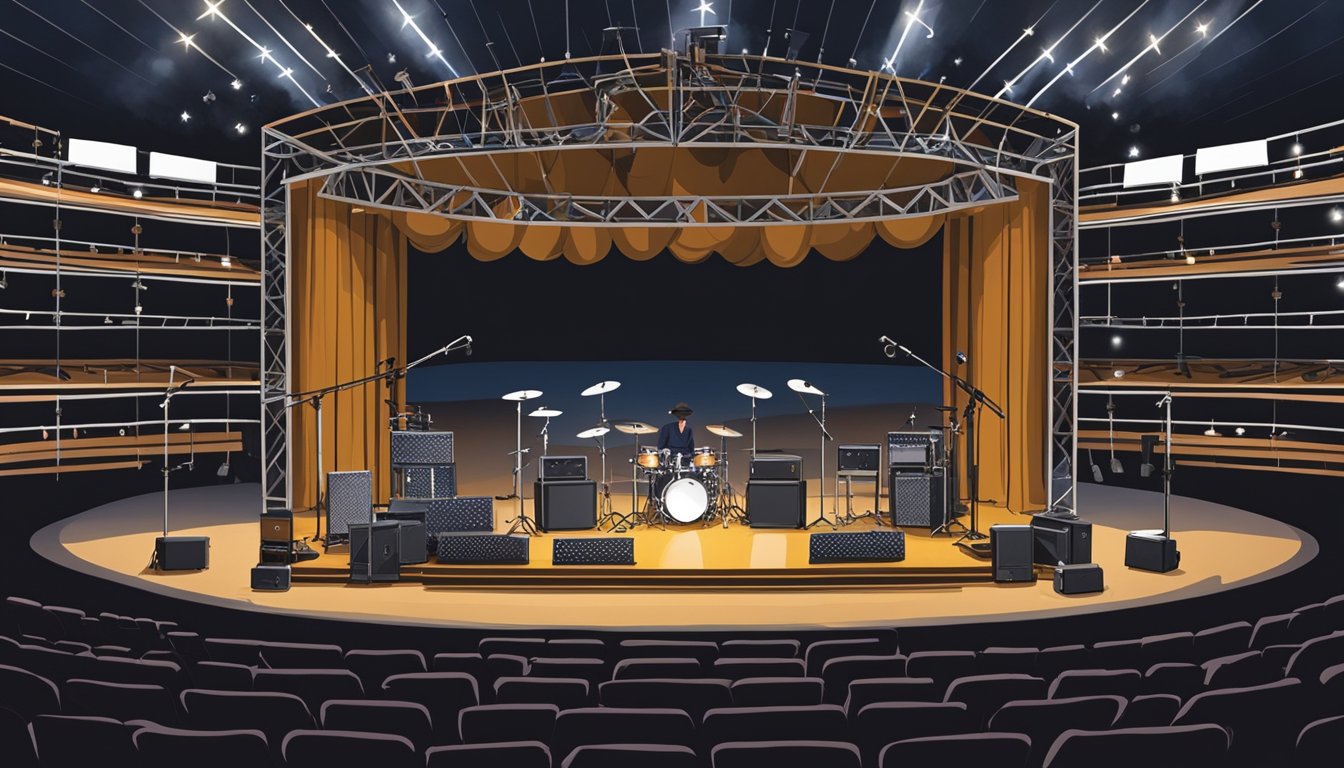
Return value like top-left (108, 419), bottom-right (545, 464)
top-left (31, 483), bottom-right (1316, 630)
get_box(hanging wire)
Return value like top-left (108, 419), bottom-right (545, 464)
top-left (817, 0), bottom-right (837, 62)
top-left (850, 0), bottom-right (879, 64)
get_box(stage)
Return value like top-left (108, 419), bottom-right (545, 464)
top-left (33, 482), bottom-right (1314, 631)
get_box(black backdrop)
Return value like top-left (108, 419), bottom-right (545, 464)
top-left (407, 235), bottom-right (944, 365)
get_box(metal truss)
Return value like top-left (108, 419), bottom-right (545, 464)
top-left (1038, 135), bottom-right (1080, 514)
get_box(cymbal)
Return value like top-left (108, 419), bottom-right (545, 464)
top-left (787, 379), bottom-right (826, 396)
top-left (581, 380), bottom-right (621, 397)
top-left (577, 426), bottom-right (611, 439)
top-left (705, 424), bottom-right (743, 438)
top-left (529, 408), bottom-right (563, 418)
top-left (614, 421), bottom-right (657, 435)
top-left (936, 405), bottom-right (957, 412)
top-left (503, 389), bottom-right (543, 402)
top-left (737, 383), bottom-right (773, 400)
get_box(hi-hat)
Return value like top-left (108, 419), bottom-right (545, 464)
top-left (736, 383), bottom-right (773, 399)
top-left (503, 389), bottom-right (543, 402)
top-left (614, 421), bottom-right (657, 435)
top-left (787, 379), bottom-right (826, 396)
top-left (577, 426), bottom-right (611, 439)
top-left (529, 408), bottom-right (563, 418)
top-left (581, 381), bottom-right (621, 397)
top-left (705, 424), bottom-right (743, 438)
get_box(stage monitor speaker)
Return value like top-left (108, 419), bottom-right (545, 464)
top-left (393, 520), bottom-right (428, 565)
top-left (436, 533), bottom-right (530, 564)
top-left (553, 537), bottom-right (635, 565)
top-left (391, 430), bottom-right (454, 464)
top-left (251, 564), bottom-right (291, 591)
top-left (400, 464), bottom-right (456, 499)
top-left (540, 455), bottom-right (588, 481)
top-left (1031, 514), bottom-right (1093, 565)
top-left (425, 496), bottom-right (495, 535)
top-left (1125, 531), bottom-right (1181, 573)
top-left (991, 525), bottom-right (1035, 583)
top-left (837, 444), bottom-right (881, 473)
top-left (889, 470), bottom-right (946, 528)
top-left (749, 454), bottom-right (803, 481)
top-left (260, 510), bottom-right (293, 544)
top-left (154, 536), bottom-right (210, 571)
top-left (326, 470), bottom-right (371, 537)
top-left (1054, 563), bottom-right (1104, 595)
top-left (809, 531), bottom-right (906, 563)
top-left (386, 499), bottom-right (429, 522)
top-left (535, 479), bottom-right (597, 532)
top-left (349, 520), bottom-right (401, 583)
top-left (747, 480), bottom-right (806, 528)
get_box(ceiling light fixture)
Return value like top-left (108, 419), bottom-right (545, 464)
top-left (180, 111), bottom-right (191, 123)
top-left (234, 123), bottom-right (248, 134)
top-left (231, 78), bottom-right (243, 90)
top-left (1128, 146), bottom-right (1139, 158)
top-left (1110, 334), bottom-right (1123, 348)
top-left (132, 188), bottom-right (144, 199)
top-left (1330, 208), bottom-right (1343, 224)
top-left (1195, 22), bottom-right (1209, 37)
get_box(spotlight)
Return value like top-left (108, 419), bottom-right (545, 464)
top-left (1336, 275), bottom-right (1344, 291)
top-left (180, 111), bottom-right (191, 123)
top-left (1110, 456), bottom-right (1124, 474)
top-left (1121, 74), bottom-right (1130, 85)
top-left (1185, 254), bottom-right (1196, 265)
top-left (1110, 334), bottom-right (1122, 348)
top-left (90, 184), bottom-right (100, 193)
top-left (1095, 36), bottom-right (1107, 52)
top-left (220, 255), bottom-right (231, 268)
top-left (41, 173), bottom-right (52, 186)
top-left (1195, 21), bottom-right (1209, 36)
top-left (1203, 420), bottom-right (1221, 437)
top-left (1294, 168), bottom-right (1304, 179)
top-left (954, 57), bottom-right (963, 66)
top-left (1113, 369), bottom-right (1125, 379)
top-left (1089, 450), bottom-right (1103, 483)
top-left (387, 52), bottom-right (397, 64)
top-left (1139, 434), bottom-right (1158, 478)
top-left (202, 90), bottom-right (216, 104)
top-left (1291, 143), bottom-right (1303, 156)
top-left (1112, 111), bottom-right (1120, 121)
top-left (1128, 146), bottom-right (1140, 158)
top-left (1331, 208), bottom-right (1343, 224)
top-left (1235, 427), bottom-right (1246, 436)
top-left (234, 123), bottom-right (248, 135)
top-left (132, 188), bottom-right (144, 199)
top-left (231, 78), bottom-right (243, 90)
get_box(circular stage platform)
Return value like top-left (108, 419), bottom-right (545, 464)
top-left (32, 483), bottom-right (1314, 631)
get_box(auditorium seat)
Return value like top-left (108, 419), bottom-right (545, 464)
top-left (321, 699), bottom-right (434, 752)
top-left (701, 705), bottom-right (847, 750)
top-left (978, 647), bottom-right (1039, 675)
top-left (730, 677), bottom-right (824, 706)
top-left (943, 673), bottom-right (1048, 727)
top-left (1284, 631), bottom-right (1344, 682)
top-left (852, 701), bottom-right (974, 764)
top-left (29, 714), bottom-right (138, 767)
top-left (166, 632), bottom-right (207, 663)
top-left (5, 597), bottom-right (62, 640)
top-left (804, 638), bottom-right (887, 678)
top-left (1115, 694), bottom-right (1181, 729)
top-left (251, 667), bottom-right (363, 712)
top-left (820, 655), bottom-right (908, 703)
top-left (202, 637), bottom-right (262, 666)
top-left (343, 649), bottom-right (426, 692)
top-left (496, 676), bottom-right (592, 709)
top-left (63, 678), bottom-right (180, 724)
top-left (1295, 715), bottom-right (1344, 767)
top-left (1090, 639), bottom-right (1143, 669)
top-left (598, 679), bottom-right (733, 721)
top-left (905, 650), bottom-right (977, 685)
top-left (282, 729), bottom-right (418, 768)
top-left (1048, 668), bottom-right (1142, 699)
top-left (179, 689), bottom-right (314, 753)
top-left (0, 664), bottom-right (61, 719)
top-left (382, 672), bottom-right (480, 742)
top-left (1142, 662), bottom-right (1204, 699)
top-left (1322, 594), bottom-right (1344, 631)
top-left (612, 658), bottom-right (703, 680)
top-left (987, 695), bottom-right (1125, 765)
top-left (1321, 662), bottom-right (1344, 695)
top-left (1260, 643), bottom-right (1302, 672)
top-left (712, 657), bottom-right (806, 680)
top-left (44, 606), bottom-right (89, 642)
top-left (132, 724), bottom-right (271, 768)
top-left (880, 732), bottom-right (1031, 768)
top-left (711, 740), bottom-right (861, 768)
top-left (190, 661), bottom-right (253, 690)
top-left (0, 706), bottom-right (36, 768)
top-left (1201, 651), bottom-right (1281, 688)
top-left (92, 655), bottom-right (185, 690)
top-left (618, 639), bottom-right (719, 665)
top-left (1193, 622), bottom-right (1253, 662)
top-left (1036, 645), bottom-right (1088, 680)
top-left (529, 657), bottom-right (609, 687)
top-left (720, 639), bottom-right (800, 658)
top-left (258, 641), bottom-right (344, 669)
top-left (459, 703), bottom-right (559, 744)
top-left (425, 740), bottom-right (552, 768)
top-left (1249, 613), bottom-right (1296, 650)
top-left (486, 653), bottom-right (533, 681)
top-left (561, 743), bottom-right (697, 768)
top-left (843, 677), bottom-right (941, 715)
top-left (432, 653), bottom-right (491, 699)
top-left (1173, 677), bottom-right (1303, 759)
top-left (552, 707), bottom-right (695, 758)
top-left (547, 639), bottom-right (608, 662)
top-left (1139, 632), bottom-right (1196, 665)
top-left (479, 637), bottom-right (548, 658)
top-left (1042, 724), bottom-right (1229, 768)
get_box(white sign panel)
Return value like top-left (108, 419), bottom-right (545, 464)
top-left (149, 152), bottom-right (218, 184)
top-left (1195, 139), bottom-right (1268, 176)
top-left (67, 138), bottom-right (138, 175)
top-left (1122, 154), bottom-right (1184, 188)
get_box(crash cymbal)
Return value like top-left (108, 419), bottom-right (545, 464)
top-left (736, 383), bottom-right (773, 400)
top-left (529, 408), bottom-right (563, 418)
top-left (502, 389), bottom-right (543, 402)
top-left (614, 421), bottom-right (657, 435)
top-left (787, 378), bottom-right (826, 396)
top-left (705, 424), bottom-right (743, 438)
top-left (577, 426), bottom-right (611, 439)
top-left (581, 380), bottom-right (621, 397)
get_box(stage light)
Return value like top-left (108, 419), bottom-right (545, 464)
top-left (1203, 420), bottom-right (1221, 437)
top-left (1112, 112), bottom-right (1120, 121)
top-left (1111, 334), bottom-right (1122, 348)
top-left (1172, 190), bottom-right (1181, 204)
top-left (1128, 146), bottom-right (1140, 158)
top-left (1110, 456), bottom-right (1124, 474)
top-left (41, 173), bottom-right (51, 186)
top-left (387, 52), bottom-right (397, 64)
top-left (1235, 427), bottom-right (1246, 436)
top-left (1331, 208), bottom-right (1343, 224)
top-left (220, 255), bottom-right (231, 268)
top-left (1089, 450), bottom-right (1103, 483)
top-left (1185, 254), bottom-right (1196, 265)
top-left (1336, 275), bottom-right (1344, 291)
top-left (217, 458), bottom-right (230, 477)
top-left (1095, 36), bottom-right (1107, 53)
top-left (90, 185), bottom-right (100, 193)
top-left (954, 57), bottom-right (963, 66)
top-left (180, 111), bottom-right (191, 123)
top-left (693, 1), bottom-right (717, 27)
top-left (1294, 168), bottom-right (1304, 179)
top-left (179, 421), bottom-right (191, 431)
top-left (1148, 34), bottom-right (1162, 55)
top-left (132, 188), bottom-right (144, 199)
top-left (234, 123), bottom-right (248, 135)
top-left (1121, 74), bottom-right (1130, 85)
top-left (178, 32), bottom-right (196, 50)
top-left (229, 78), bottom-right (242, 90)
top-left (203, 90), bottom-right (216, 104)
top-left (104, 316), bottom-right (112, 324)
top-left (1195, 21), bottom-right (1209, 36)
top-left (1291, 143), bottom-right (1303, 156)
top-left (1113, 369), bottom-right (1125, 379)
top-left (1140, 434), bottom-right (1157, 477)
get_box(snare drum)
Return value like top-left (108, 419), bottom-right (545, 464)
top-left (636, 447), bottom-right (661, 470)
top-left (691, 447), bottom-right (717, 468)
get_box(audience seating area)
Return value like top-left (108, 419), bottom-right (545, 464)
top-left (3, 593), bottom-right (1343, 767)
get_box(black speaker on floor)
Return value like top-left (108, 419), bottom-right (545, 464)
top-left (747, 480), bottom-right (806, 528)
top-left (889, 470), bottom-right (946, 528)
top-left (535, 479), bottom-right (597, 531)
top-left (251, 564), bottom-right (291, 591)
top-left (1031, 514), bottom-right (1093, 565)
top-left (809, 531), bottom-right (906, 563)
top-left (153, 536), bottom-right (210, 571)
top-left (349, 520), bottom-right (401, 583)
top-left (436, 533), bottom-right (531, 564)
top-left (553, 537), bottom-right (636, 565)
top-left (392, 520), bottom-right (428, 565)
top-left (1054, 563), bottom-right (1104, 594)
top-left (1125, 531), bottom-right (1181, 573)
top-left (991, 525), bottom-right (1035, 583)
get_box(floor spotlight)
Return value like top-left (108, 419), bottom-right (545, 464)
top-left (1110, 456), bottom-right (1124, 474)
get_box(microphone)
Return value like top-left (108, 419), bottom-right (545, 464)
top-left (955, 351), bottom-right (967, 365)
top-left (377, 356), bottom-right (396, 369)
top-left (879, 335), bottom-right (899, 358)
top-left (465, 335), bottom-right (473, 357)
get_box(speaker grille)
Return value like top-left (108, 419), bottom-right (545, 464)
top-left (391, 431), bottom-right (454, 464)
top-left (424, 496), bottom-right (494, 534)
top-left (326, 470), bottom-right (371, 536)
top-left (401, 464), bottom-right (457, 499)
top-left (436, 533), bottom-right (530, 564)
top-left (891, 473), bottom-right (935, 527)
top-left (553, 537), bottom-right (635, 565)
top-left (809, 531), bottom-right (906, 563)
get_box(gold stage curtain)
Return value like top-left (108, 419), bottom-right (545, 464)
top-left (289, 181), bottom-right (407, 511)
top-left (943, 180), bottom-right (1049, 512)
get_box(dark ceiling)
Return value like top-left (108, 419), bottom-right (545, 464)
top-left (0, 0), bottom-right (1340, 167)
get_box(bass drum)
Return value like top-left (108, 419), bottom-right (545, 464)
top-left (662, 476), bottom-right (709, 523)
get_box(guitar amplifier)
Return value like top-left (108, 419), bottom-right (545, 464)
top-left (399, 464), bottom-right (457, 498)
top-left (889, 469), bottom-right (946, 528)
top-left (425, 496), bottom-right (495, 535)
top-left (750, 454), bottom-right (802, 481)
top-left (326, 470), bottom-right (372, 537)
top-left (251, 564), bottom-right (291, 591)
top-left (888, 431), bottom-right (935, 468)
top-left (540, 455), bottom-right (588, 481)
top-left (837, 444), bottom-right (881, 473)
top-left (391, 430), bottom-right (454, 465)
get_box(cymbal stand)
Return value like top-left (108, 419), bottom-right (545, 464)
top-left (711, 433), bottom-right (746, 527)
top-left (505, 399), bottom-right (539, 536)
top-left (931, 415), bottom-right (968, 537)
top-left (638, 469), bottom-right (667, 530)
top-left (801, 389), bottom-right (838, 529)
top-left (748, 395), bottom-right (760, 458)
top-left (597, 392), bottom-right (612, 523)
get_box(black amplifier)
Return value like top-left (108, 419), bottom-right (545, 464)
top-left (540, 455), bottom-right (588, 481)
top-left (888, 431), bottom-right (935, 468)
top-left (837, 444), bottom-right (881, 473)
top-left (749, 454), bottom-right (802, 481)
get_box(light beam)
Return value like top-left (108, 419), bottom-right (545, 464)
top-left (391, 0), bottom-right (460, 77)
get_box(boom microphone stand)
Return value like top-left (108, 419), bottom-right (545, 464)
top-left (153, 365), bottom-right (195, 564)
top-left (879, 336), bottom-right (1004, 545)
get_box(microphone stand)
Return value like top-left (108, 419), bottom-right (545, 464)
top-left (879, 337), bottom-right (1004, 545)
top-left (156, 372), bottom-right (195, 562)
top-left (799, 388), bottom-right (838, 529)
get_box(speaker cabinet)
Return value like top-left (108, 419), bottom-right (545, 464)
top-left (251, 564), bottom-right (291, 591)
top-left (1054, 563), bottom-right (1104, 594)
top-left (1031, 514), bottom-right (1093, 565)
top-left (436, 533), bottom-right (531, 564)
top-left (349, 520), bottom-right (401, 583)
top-left (837, 444), bottom-right (881, 473)
top-left (399, 464), bottom-right (457, 499)
top-left (391, 430), bottom-right (454, 464)
top-left (540, 455), bottom-right (588, 481)
top-left (154, 536), bottom-right (210, 571)
top-left (809, 531), bottom-right (906, 563)
top-left (392, 520), bottom-right (428, 565)
top-left (326, 470), bottom-right (371, 537)
top-left (553, 537), bottom-right (635, 565)
top-left (749, 455), bottom-right (803, 481)
top-left (1125, 531), bottom-right (1181, 573)
top-left (260, 510), bottom-right (293, 544)
top-left (534, 479), bottom-right (597, 531)
top-left (889, 470), bottom-right (946, 528)
top-left (425, 496), bottom-right (495, 534)
top-left (747, 480), bottom-right (806, 528)
top-left (991, 525), bottom-right (1036, 583)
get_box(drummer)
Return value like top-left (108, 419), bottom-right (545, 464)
top-left (657, 402), bottom-right (697, 466)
